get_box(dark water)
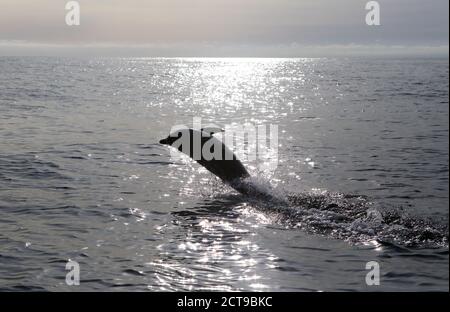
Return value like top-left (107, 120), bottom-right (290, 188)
top-left (0, 57), bottom-right (448, 291)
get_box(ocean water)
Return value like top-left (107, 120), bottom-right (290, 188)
top-left (0, 56), bottom-right (448, 291)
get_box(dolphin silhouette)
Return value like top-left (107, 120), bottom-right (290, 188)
top-left (159, 128), bottom-right (252, 194)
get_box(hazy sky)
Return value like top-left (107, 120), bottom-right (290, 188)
top-left (0, 0), bottom-right (448, 56)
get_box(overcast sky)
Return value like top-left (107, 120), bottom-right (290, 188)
top-left (0, 0), bottom-right (448, 56)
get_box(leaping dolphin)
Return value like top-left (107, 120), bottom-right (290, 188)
top-left (159, 127), bottom-right (252, 194)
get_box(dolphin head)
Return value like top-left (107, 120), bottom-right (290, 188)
top-left (159, 135), bottom-right (177, 146)
top-left (159, 128), bottom-right (189, 146)
top-left (159, 136), bottom-right (171, 145)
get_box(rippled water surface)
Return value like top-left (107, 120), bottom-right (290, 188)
top-left (0, 57), bottom-right (448, 291)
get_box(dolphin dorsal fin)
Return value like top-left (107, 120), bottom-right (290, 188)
top-left (200, 126), bottom-right (224, 135)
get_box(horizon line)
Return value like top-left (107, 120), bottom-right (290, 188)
top-left (1, 41), bottom-right (448, 58)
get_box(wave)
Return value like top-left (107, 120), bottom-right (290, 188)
top-left (238, 177), bottom-right (449, 248)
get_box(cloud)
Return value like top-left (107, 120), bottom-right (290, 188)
top-left (0, 0), bottom-right (448, 56)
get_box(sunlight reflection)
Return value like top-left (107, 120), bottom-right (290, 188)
top-left (149, 202), bottom-right (281, 291)
top-left (363, 239), bottom-right (384, 251)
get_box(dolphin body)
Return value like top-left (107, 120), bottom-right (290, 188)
top-left (159, 128), bottom-right (252, 194)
